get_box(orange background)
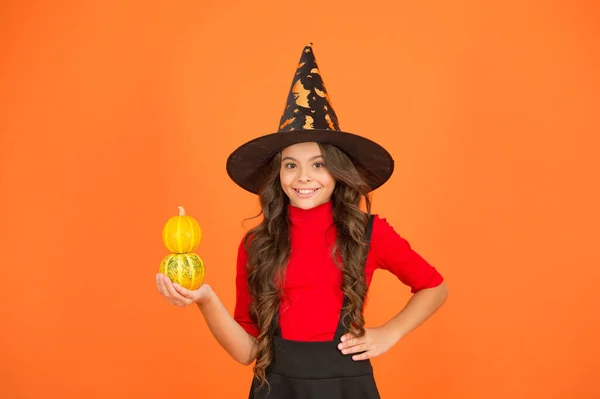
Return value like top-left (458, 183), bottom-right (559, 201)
top-left (1, 1), bottom-right (599, 398)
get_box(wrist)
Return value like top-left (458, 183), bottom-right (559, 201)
top-left (196, 285), bottom-right (216, 309)
top-left (381, 320), bottom-right (406, 343)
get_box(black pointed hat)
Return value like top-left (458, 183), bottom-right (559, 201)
top-left (226, 43), bottom-right (394, 194)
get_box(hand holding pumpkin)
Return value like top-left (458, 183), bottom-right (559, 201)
top-left (156, 273), bottom-right (212, 306)
top-left (157, 206), bottom-right (206, 305)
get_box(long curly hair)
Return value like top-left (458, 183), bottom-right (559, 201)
top-left (242, 143), bottom-right (372, 387)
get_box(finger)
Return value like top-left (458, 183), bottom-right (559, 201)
top-left (352, 351), bottom-right (373, 361)
top-left (156, 274), bottom-right (169, 297)
top-left (338, 336), bottom-right (364, 350)
top-left (172, 282), bottom-right (194, 299)
top-left (341, 343), bottom-right (369, 355)
top-left (155, 274), bottom-right (163, 293)
top-left (161, 275), bottom-right (188, 305)
top-left (340, 333), bottom-right (356, 343)
top-left (157, 274), bottom-right (178, 304)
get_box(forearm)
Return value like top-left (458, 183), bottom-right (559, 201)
top-left (196, 290), bottom-right (258, 365)
top-left (382, 281), bottom-right (449, 341)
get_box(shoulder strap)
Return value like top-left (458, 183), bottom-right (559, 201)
top-left (365, 213), bottom-right (375, 245)
top-left (333, 214), bottom-right (375, 340)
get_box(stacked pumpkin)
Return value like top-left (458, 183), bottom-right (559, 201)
top-left (159, 206), bottom-right (205, 290)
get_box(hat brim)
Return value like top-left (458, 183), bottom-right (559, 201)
top-left (226, 130), bottom-right (395, 194)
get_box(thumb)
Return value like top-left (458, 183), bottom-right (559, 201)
top-left (172, 283), bottom-right (196, 300)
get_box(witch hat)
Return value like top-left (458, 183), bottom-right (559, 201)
top-left (226, 43), bottom-right (394, 194)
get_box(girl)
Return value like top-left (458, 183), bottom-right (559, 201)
top-left (156, 43), bottom-right (448, 399)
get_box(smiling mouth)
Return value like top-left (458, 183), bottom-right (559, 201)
top-left (293, 188), bottom-right (320, 196)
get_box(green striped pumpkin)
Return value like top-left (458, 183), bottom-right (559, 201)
top-left (159, 253), bottom-right (204, 290)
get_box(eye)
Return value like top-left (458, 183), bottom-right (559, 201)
top-left (284, 163), bottom-right (296, 169)
top-left (313, 162), bottom-right (325, 168)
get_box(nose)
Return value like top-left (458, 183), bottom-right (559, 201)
top-left (297, 166), bottom-right (312, 183)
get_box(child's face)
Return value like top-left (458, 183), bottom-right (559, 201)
top-left (280, 142), bottom-right (336, 210)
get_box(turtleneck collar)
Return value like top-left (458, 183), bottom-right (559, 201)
top-left (288, 200), bottom-right (334, 229)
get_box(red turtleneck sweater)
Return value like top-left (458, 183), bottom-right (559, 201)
top-left (233, 201), bottom-right (444, 341)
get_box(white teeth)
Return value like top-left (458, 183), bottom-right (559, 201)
top-left (296, 189), bottom-right (317, 195)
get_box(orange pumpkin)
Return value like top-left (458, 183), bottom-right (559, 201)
top-left (162, 206), bottom-right (202, 254)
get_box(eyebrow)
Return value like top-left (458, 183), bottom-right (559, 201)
top-left (281, 155), bottom-right (324, 162)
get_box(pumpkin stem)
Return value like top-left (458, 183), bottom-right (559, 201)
top-left (178, 206), bottom-right (186, 216)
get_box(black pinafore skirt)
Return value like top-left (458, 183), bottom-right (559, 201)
top-left (248, 216), bottom-right (380, 399)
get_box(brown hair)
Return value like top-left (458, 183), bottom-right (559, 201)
top-left (242, 143), bottom-right (372, 387)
